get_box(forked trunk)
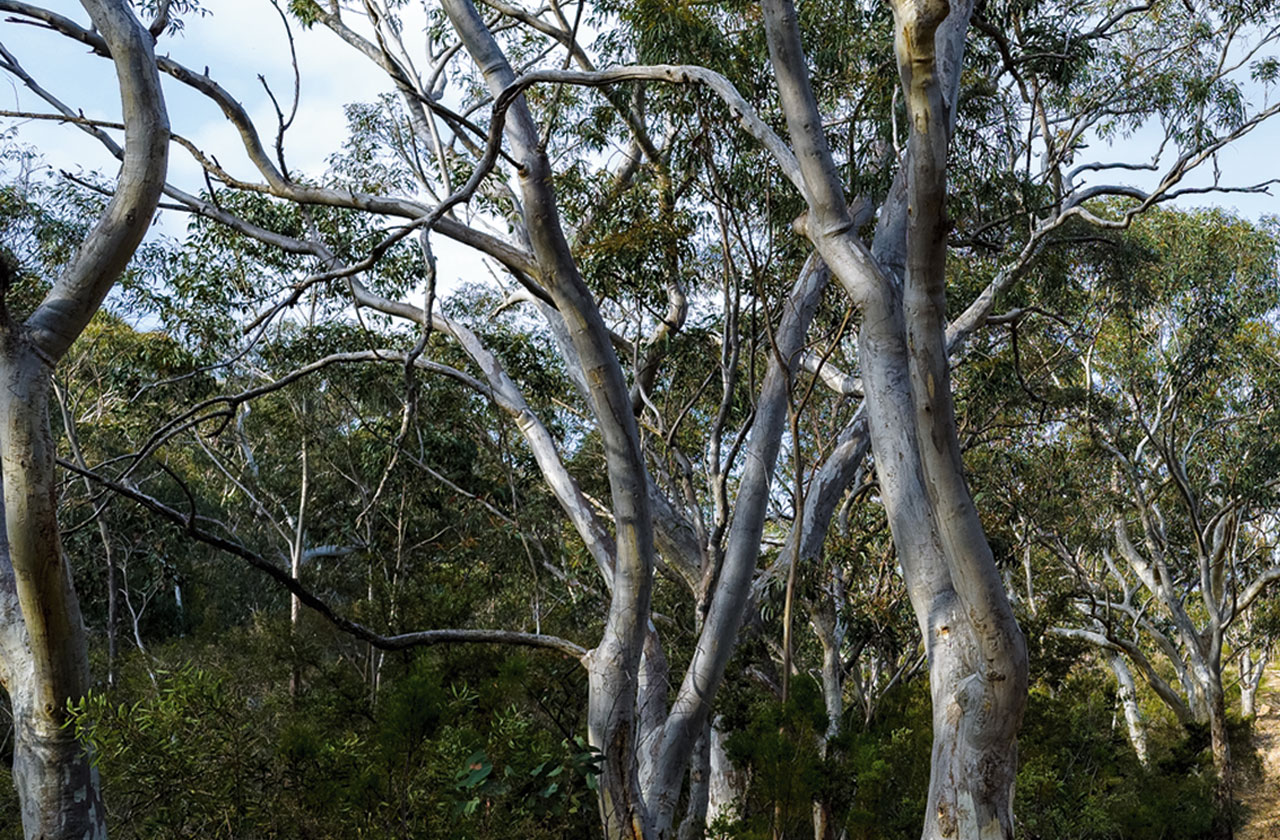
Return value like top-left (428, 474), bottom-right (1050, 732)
top-left (855, 297), bottom-right (1027, 840)
top-left (0, 356), bottom-right (105, 840)
top-left (1240, 647), bottom-right (1267, 719)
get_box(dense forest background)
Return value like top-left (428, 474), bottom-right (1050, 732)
top-left (2, 0), bottom-right (1280, 837)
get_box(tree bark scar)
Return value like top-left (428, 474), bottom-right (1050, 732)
top-left (938, 799), bottom-right (958, 836)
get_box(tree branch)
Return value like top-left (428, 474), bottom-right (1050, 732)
top-left (57, 459), bottom-right (588, 662)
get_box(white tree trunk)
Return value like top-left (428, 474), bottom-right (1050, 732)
top-left (0, 362), bottom-right (106, 840)
top-left (919, 592), bottom-right (1021, 840)
top-left (441, 4), bottom-right (657, 833)
top-left (706, 721), bottom-right (745, 834)
top-left (755, 0), bottom-right (1029, 833)
top-left (0, 0), bottom-right (167, 833)
top-left (1240, 646), bottom-right (1269, 719)
top-left (1108, 653), bottom-right (1149, 765)
top-left (676, 722), bottom-right (711, 840)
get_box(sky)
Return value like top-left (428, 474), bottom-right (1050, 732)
top-left (0, 0), bottom-right (1277, 282)
top-left (2, 0), bottom-right (503, 294)
top-left (3, 0), bottom-right (389, 195)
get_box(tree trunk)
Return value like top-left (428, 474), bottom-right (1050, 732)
top-left (0, 356), bottom-right (105, 840)
top-left (812, 606), bottom-right (843, 840)
top-left (755, 0), bottom-right (1028, 830)
top-left (56, 385), bottom-right (119, 688)
top-left (289, 437), bottom-right (309, 697)
top-left (587, 644), bottom-right (651, 840)
top-left (707, 720), bottom-right (745, 835)
top-left (440, 2), bottom-right (656, 834)
top-left (638, 624), bottom-right (670, 815)
top-left (1205, 680), bottom-right (1234, 840)
top-left (0, 0), bottom-right (166, 833)
top-left (104, 524), bottom-right (117, 687)
top-left (1242, 683), bottom-right (1257, 720)
top-left (920, 593), bottom-right (1020, 840)
top-left (1240, 646), bottom-right (1268, 719)
top-left (676, 722), bottom-right (712, 840)
top-left (1108, 653), bottom-right (1148, 766)
top-left (854, 294), bottom-right (1027, 840)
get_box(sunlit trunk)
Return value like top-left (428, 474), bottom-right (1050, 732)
top-left (1240, 646), bottom-right (1268, 719)
top-left (0, 357), bottom-right (105, 840)
top-left (1108, 653), bottom-right (1148, 765)
top-left (707, 721), bottom-right (745, 834)
top-left (920, 594), bottom-right (1020, 840)
top-left (856, 293), bottom-right (1027, 840)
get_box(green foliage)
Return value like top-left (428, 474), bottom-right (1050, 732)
top-left (287, 0), bottom-right (322, 27)
top-left (1016, 671), bottom-right (1221, 840)
top-left (708, 663), bottom-right (1238, 840)
top-left (714, 676), bottom-right (931, 840)
top-left (3, 1), bottom-right (1278, 836)
top-left (454, 738), bottom-right (602, 822)
top-left (56, 638), bottom-right (599, 840)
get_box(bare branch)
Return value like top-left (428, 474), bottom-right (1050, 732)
top-left (58, 459), bottom-right (588, 663)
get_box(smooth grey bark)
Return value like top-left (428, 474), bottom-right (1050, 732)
top-left (0, 0), bottom-right (167, 836)
top-left (0, 369), bottom-right (107, 840)
top-left (48, 1), bottom-right (823, 830)
top-left (706, 720), bottom-right (744, 832)
top-left (1051, 486), bottom-right (1273, 837)
top-left (811, 599), bottom-right (844, 840)
top-left (813, 599), bottom-right (845, 745)
top-left (1241, 644), bottom-right (1270, 719)
top-left (1108, 653), bottom-right (1149, 765)
top-left (5, 0), bottom-right (1050, 835)
top-left (1051, 625), bottom-right (1195, 725)
top-left (440, 2), bottom-right (655, 834)
top-left (675, 721), bottom-right (711, 840)
top-left (642, 255), bottom-right (831, 838)
top-left (1106, 511), bottom-right (1245, 825)
top-left (757, 0), bottom-right (1029, 837)
top-left (637, 624), bottom-right (670, 804)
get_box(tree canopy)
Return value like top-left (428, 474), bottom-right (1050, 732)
top-left (0, 0), bottom-right (1279, 838)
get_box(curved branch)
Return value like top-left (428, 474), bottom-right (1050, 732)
top-left (19, 0), bottom-right (168, 362)
top-left (57, 460), bottom-right (588, 663)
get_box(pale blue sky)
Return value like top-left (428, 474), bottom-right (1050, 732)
top-left (3, 0), bottom-right (394, 218)
top-left (1, 0), bottom-right (1277, 248)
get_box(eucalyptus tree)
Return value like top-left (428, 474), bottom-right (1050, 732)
top-left (0, 5), bottom-right (817, 837)
top-left (1237, 596), bottom-right (1279, 718)
top-left (975, 207), bottom-right (1280, 821)
top-left (6, 0), bottom-right (1280, 837)
top-left (0, 0), bottom-right (168, 835)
